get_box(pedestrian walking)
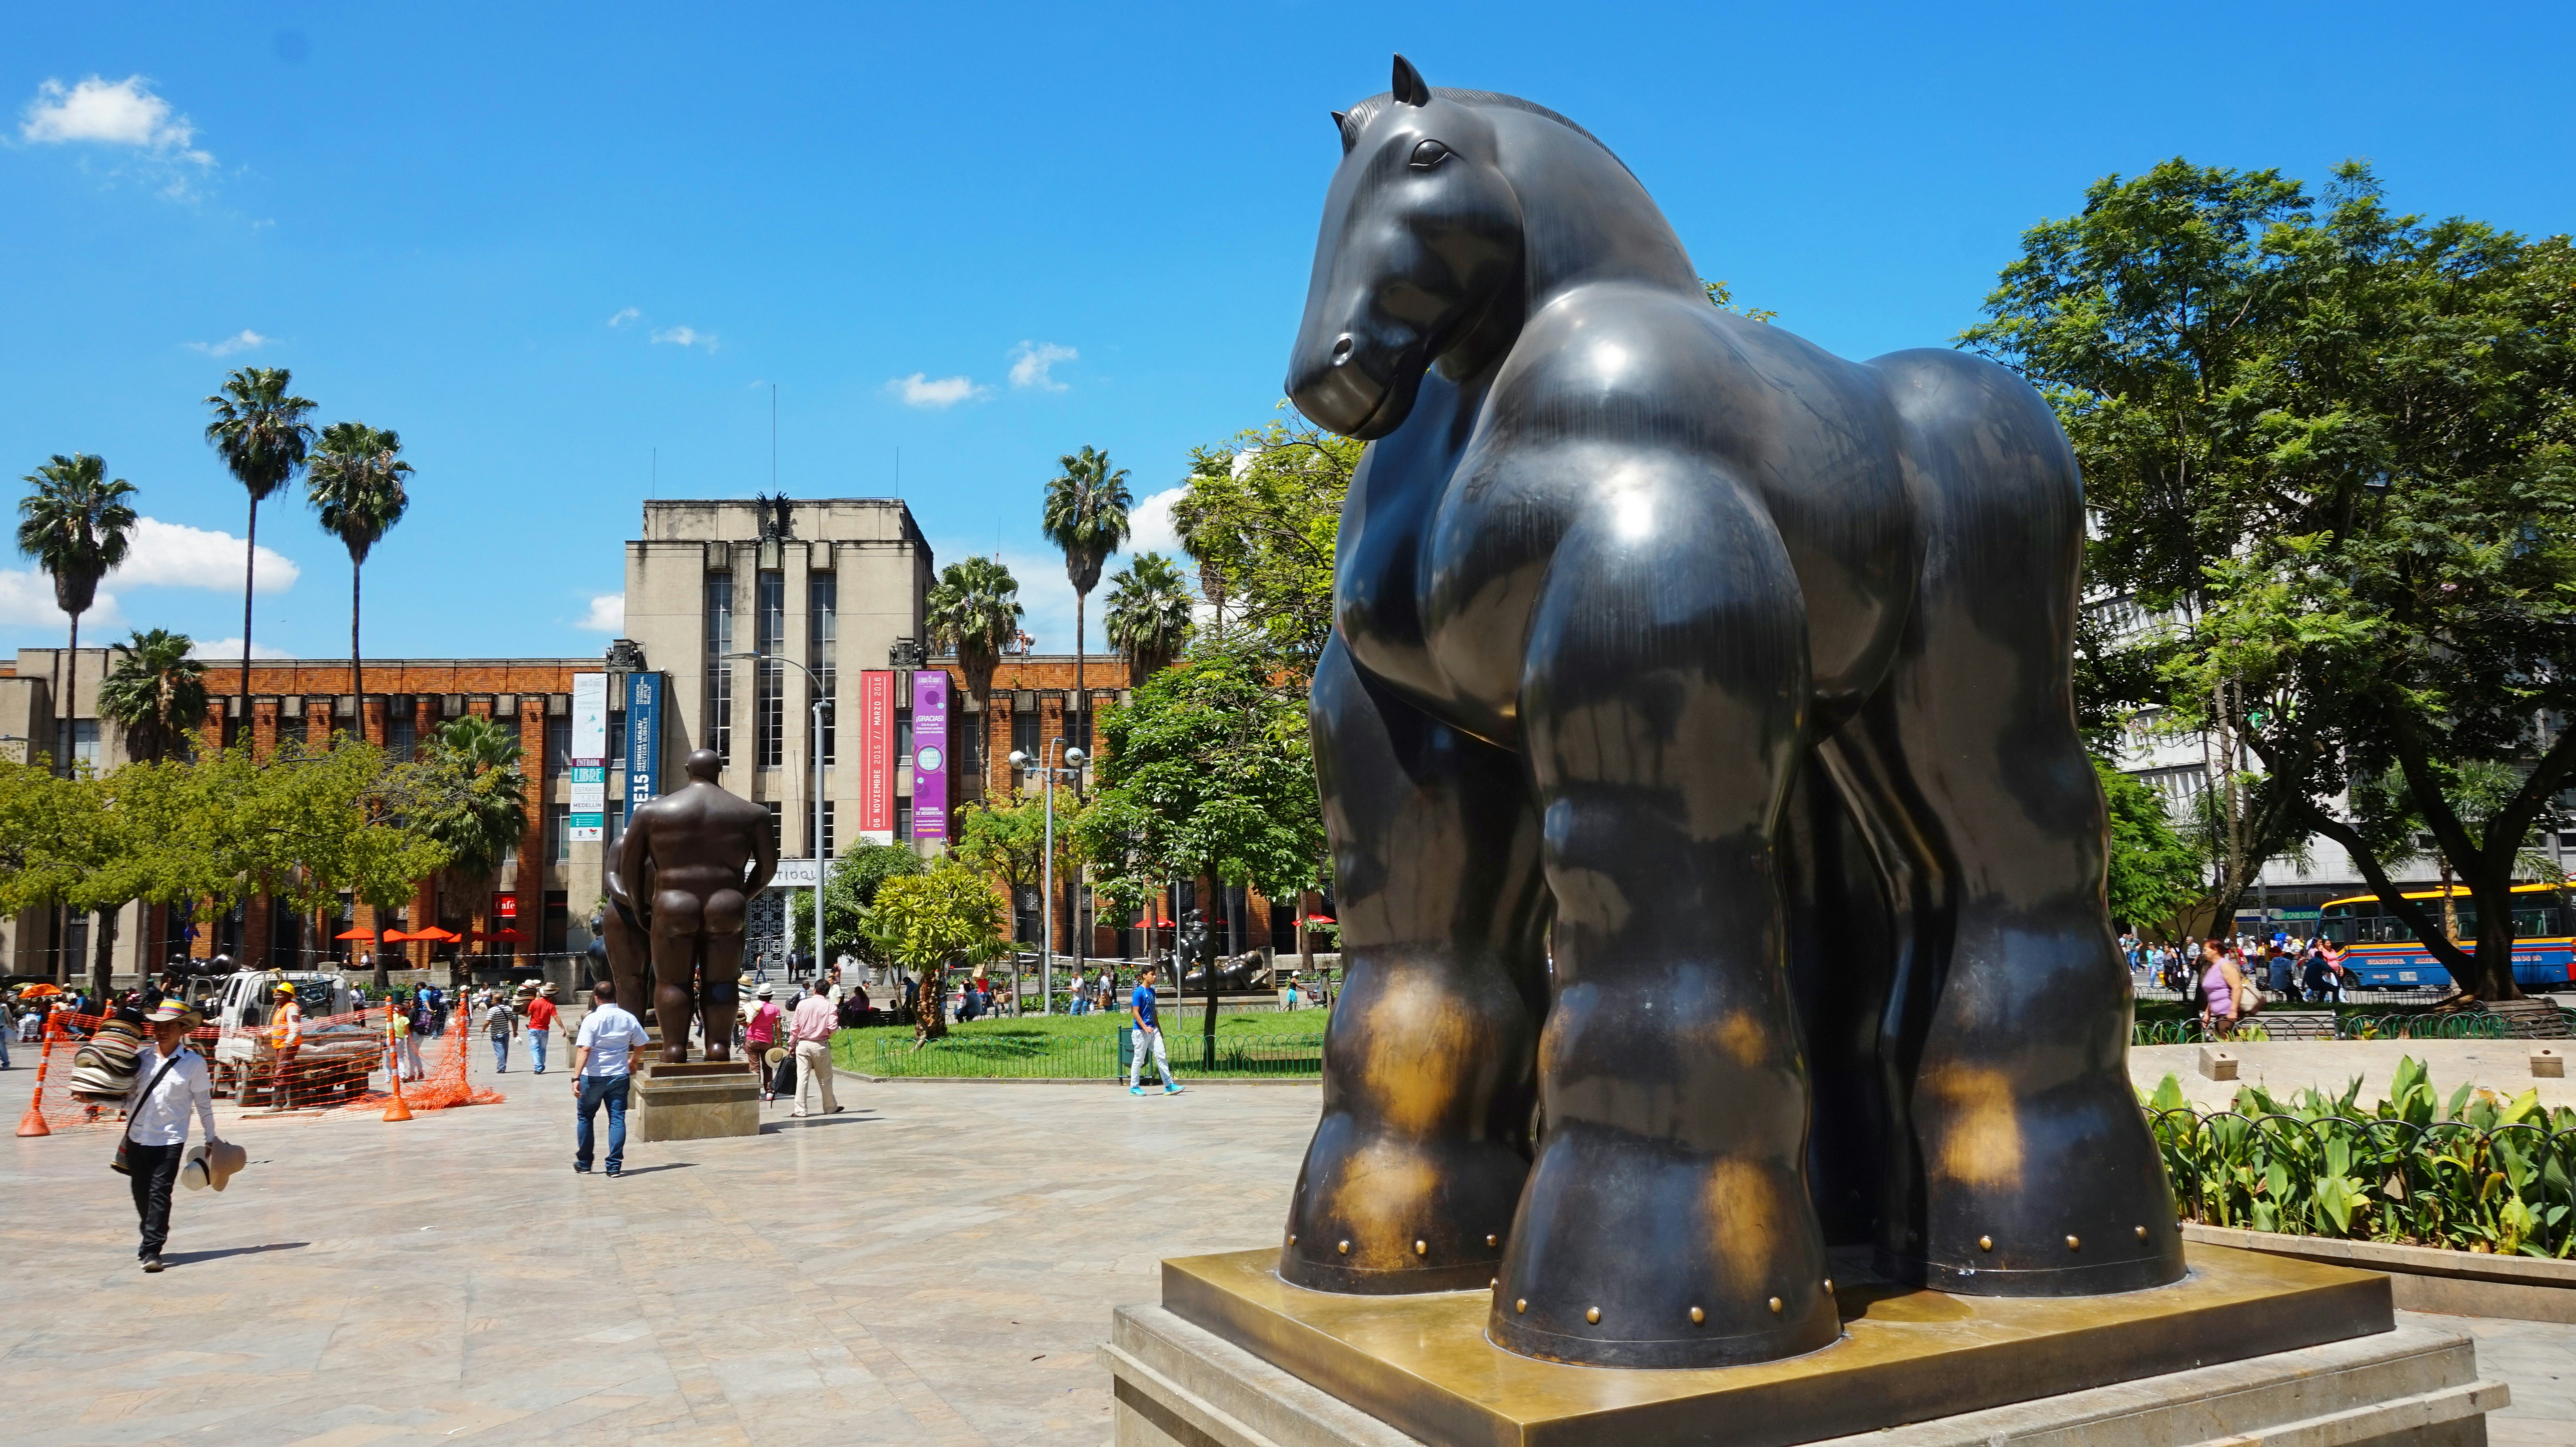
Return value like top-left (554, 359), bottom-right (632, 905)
top-left (1128, 964), bottom-right (1182, 1097)
top-left (267, 981), bottom-right (304, 1110)
top-left (487, 997), bottom-right (515, 1072)
top-left (525, 984), bottom-right (560, 1074)
top-left (120, 1001), bottom-right (227, 1272)
top-left (2197, 939), bottom-right (2241, 1040)
top-left (786, 984), bottom-right (844, 1118)
top-left (571, 975), bottom-right (650, 1176)
top-left (745, 985), bottom-right (782, 1099)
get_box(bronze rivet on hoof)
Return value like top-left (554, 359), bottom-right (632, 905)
top-left (1585, 1307), bottom-right (1600, 1324)
top-left (2066, 1235), bottom-right (2081, 1251)
top-left (2135, 1225), bottom-right (2149, 1241)
top-left (1486, 1234), bottom-right (1498, 1248)
top-left (1978, 1235), bottom-right (1993, 1251)
top-left (1337, 1240), bottom-right (1349, 1255)
top-left (1287, 1234), bottom-right (1296, 1245)
top-left (1690, 1306), bottom-right (1704, 1325)
top-left (1415, 1239), bottom-right (1427, 1257)
top-left (1490, 1278), bottom-right (1498, 1289)
top-left (1822, 1278), bottom-right (1833, 1294)
top-left (1768, 1296), bottom-right (1782, 1314)
top-left (1515, 1298), bottom-right (1527, 1314)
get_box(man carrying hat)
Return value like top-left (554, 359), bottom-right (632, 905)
top-left (124, 1003), bottom-right (223, 1272)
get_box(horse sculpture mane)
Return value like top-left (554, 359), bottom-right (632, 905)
top-left (1335, 88), bottom-right (1631, 177)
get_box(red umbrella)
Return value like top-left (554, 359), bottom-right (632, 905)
top-left (1135, 916), bottom-right (1177, 928)
top-left (1304, 914), bottom-right (1337, 926)
top-left (407, 926), bottom-right (463, 943)
top-left (333, 928), bottom-right (378, 941)
top-left (468, 928), bottom-right (525, 942)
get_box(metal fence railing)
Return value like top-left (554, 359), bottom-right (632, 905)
top-left (847, 1025), bottom-right (1327, 1081)
top-left (2131, 1010), bottom-right (2568, 1045)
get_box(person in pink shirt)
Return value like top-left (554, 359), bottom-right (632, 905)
top-left (786, 987), bottom-right (844, 1117)
top-left (744, 985), bottom-right (783, 1100)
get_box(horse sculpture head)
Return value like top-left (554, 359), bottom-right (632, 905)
top-left (1286, 56), bottom-right (1524, 440)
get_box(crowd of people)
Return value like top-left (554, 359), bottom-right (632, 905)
top-left (2119, 929), bottom-right (2351, 1038)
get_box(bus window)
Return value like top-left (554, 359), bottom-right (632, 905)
top-left (2511, 907), bottom-right (2552, 938)
top-left (2318, 918), bottom-right (2353, 945)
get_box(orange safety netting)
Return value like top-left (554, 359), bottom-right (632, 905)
top-left (336, 997), bottom-right (503, 1115)
top-left (14, 996), bottom-right (500, 1135)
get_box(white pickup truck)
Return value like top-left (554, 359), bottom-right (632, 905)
top-left (205, 970), bottom-right (370, 1101)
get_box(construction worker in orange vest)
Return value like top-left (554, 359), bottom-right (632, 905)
top-left (269, 982), bottom-right (304, 1110)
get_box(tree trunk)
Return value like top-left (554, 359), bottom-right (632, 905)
top-left (64, 610), bottom-right (80, 774)
top-left (241, 494), bottom-right (261, 725)
top-left (351, 555), bottom-right (365, 743)
top-left (91, 902), bottom-right (120, 1004)
top-left (1297, 891), bottom-right (1314, 977)
top-left (2462, 857), bottom-right (2525, 1002)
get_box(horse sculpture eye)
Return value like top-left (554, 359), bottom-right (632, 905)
top-left (1409, 139), bottom-right (1451, 170)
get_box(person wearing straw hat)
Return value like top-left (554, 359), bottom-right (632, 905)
top-left (123, 1002), bottom-right (223, 1272)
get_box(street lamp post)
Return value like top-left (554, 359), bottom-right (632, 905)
top-left (723, 651), bottom-right (828, 983)
top-left (1008, 739), bottom-right (1086, 1013)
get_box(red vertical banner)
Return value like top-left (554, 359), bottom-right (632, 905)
top-left (859, 669), bottom-right (895, 843)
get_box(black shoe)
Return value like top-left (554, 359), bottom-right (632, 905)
top-left (574, 1167), bottom-right (593, 1174)
top-left (605, 1170), bottom-right (622, 1178)
top-left (142, 1255), bottom-right (164, 1273)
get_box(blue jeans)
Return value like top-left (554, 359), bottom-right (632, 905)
top-left (529, 1033), bottom-right (548, 1072)
top-left (576, 1073), bottom-right (631, 1173)
top-left (491, 1038), bottom-right (508, 1072)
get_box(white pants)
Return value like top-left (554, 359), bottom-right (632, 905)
top-left (793, 1040), bottom-right (839, 1114)
top-left (1129, 1025), bottom-right (1170, 1088)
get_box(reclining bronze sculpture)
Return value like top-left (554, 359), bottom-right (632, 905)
top-left (1278, 56), bottom-right (2183, 1370)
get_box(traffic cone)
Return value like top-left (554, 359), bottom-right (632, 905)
top-left (383, 1088), bottom-right (412, 1122)
top-left (17, 1020), bottom-right (56, 1135)
top-left (14, 1100), bottom-right (47, 1137)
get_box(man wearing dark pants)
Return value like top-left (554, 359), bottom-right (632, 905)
top-left (124, 1002), bottom-right (222, 1271)
top-left (572, 976), bottom-right (650, 1176)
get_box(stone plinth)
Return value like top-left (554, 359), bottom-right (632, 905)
top-left (1102, 1243), bottom-right (2508, 1447)
top-left (631, 1059), bottom-right (757, 1142)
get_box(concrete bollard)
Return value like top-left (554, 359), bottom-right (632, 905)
top-left (2197, 1046), bottom-right (2239, 1081)
top-left (2534, 1047), bottom-right (2566, 1080)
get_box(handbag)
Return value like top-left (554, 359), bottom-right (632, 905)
top-left (111, 1051), bottom-right (187, 1176)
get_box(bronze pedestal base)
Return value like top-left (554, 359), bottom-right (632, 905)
top-left (631, 1059), bottom-right (758, 1143)
top-left (1153, 1242), bottom-right (2407, 1447)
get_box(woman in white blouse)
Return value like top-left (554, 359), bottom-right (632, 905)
top-left (124, 1001), bottom-right (223, 1272)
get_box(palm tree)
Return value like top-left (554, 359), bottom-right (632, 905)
top-left (416, 715), bottom-right (528, 985)
top-left (203, 367), bottom-right (316, 724)
top-left (1040, 445), bottom-right (1132, 752)
top-left (1103, 552), bottom-right (1197, 680)
top-left (97, 628), bottom-right (210, 763)
top-left (17, 453), bottom-right (139, 775)
top-left (926, 555), bottom-right (1025, 715)
top-left (307, 422), bottom-right (413, 736)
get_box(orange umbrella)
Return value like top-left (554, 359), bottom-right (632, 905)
top-left (17, 983), bottom-right (64, 997)
top-left (407, 926), bottom-right (463, 943)
top-left (333, 928), bottom-right (378, 941)
top-left (379, 929), bottom-right (411, 942)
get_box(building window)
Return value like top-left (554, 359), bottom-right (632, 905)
top-left (810, 574), bottom-right (837, 767)
top-left (819, 801), bottom-right (835, 859)
top-left (545, 716), bottom-right (572, 770)
top-left (897, 712), bottom-right (913, 763)
top-left (388, 710), bottom-right (417, 761)
top-left (1012, 707), bottom-right (1040, 763)
top-left (1069, 703), bottom-right (1092, 754)
top-left (755, 570), bottom-right (785, 769)
top-left (895, 798), bottom-right (911, 839)
top-left (550, 804), bottom-right (570, 863)
top-left (704, 574), bottom-right (734, 763)
top-left (606, 799), bottom-right (626, 849)
top-left (959, 707), bottom-right (983, 775)
top-left (275, 715), bottom-right (306, 750)
top-left (607, 712), bottom-right (626, 763)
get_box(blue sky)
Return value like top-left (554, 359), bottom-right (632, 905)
top-left (4, 2), bottom-right (2570, 663)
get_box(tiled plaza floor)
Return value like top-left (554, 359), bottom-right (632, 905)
top-left (4, 1059), bottom-right (2569, 1446)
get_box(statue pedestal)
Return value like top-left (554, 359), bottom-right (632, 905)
top-left (631, 1059), bottom-right (758, 1143)
top-left (1101, 1244), bottom-right (2505, 1447)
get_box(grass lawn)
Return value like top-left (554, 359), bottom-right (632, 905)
top-left (830, 1009), bottom-right (1330, 1080)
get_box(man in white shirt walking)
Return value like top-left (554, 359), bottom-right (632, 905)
top-left (571, 976), bottom-right (652, 1177)
top-left (124, 1002), bottom-right (223, 1272)
top-left (786, 987), bottom-right (844, 1118)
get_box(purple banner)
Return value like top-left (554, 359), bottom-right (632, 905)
top-left (911, 670), bottom-right (949, 840)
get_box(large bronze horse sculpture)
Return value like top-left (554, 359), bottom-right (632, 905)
top-left (1279, 58), bottom-right (2183, 1370)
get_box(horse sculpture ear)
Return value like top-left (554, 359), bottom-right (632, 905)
top-left (1330, 110), bottom-right (1353, 153)
top-left (1391, 54), bottom-right (1432, 107)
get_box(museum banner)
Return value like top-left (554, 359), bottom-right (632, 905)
top-left (626, 671), bottom-right (663, 808)
top-left (859, 669), bottom-right (894, 843)
top-left (911, 670), bottom-right (948, 841)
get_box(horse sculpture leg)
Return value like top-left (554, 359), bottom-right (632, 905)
top-left (1490, 464), bottom-right (1840, 1369)
top-left (1817, 349), bottom-right (2186, 1296)
top-left (1280, 637), bottom-right (1549, 1294)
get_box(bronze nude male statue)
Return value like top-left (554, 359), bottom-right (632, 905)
top-left (606, 747), bottom-right (779, 1065)
top-left (1276, 57), bottom-right (2185, 1370)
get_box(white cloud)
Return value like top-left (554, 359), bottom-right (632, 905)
top-left (1125, 486), bottom-right (1189, 560)
top-left (112, 516), bottom-right (300, 593)
top-left (187, 329), bottom-right (269, 357)
top-left (21, 76), bottom-right (212, 169)
top-left (0, 569), bottom-right (123, 630)
top-left (887, 373), bottom-right (987, 409)
top-left (1008, 341), bottom-right (1077, 392)
top-left (607, 307), bottom-right (640, 328)
top-left (651, 325), bottom-right (716, 350)
top-left (576, 593), bottom-right (625, 632)
top-left (187, 637), bottom-right (294, 661)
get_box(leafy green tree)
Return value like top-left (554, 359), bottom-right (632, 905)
top-left (1102, 552), bottom-right (1196, 680)
top-left (17, 452), bottom-right (138, 774)
top-left (925, 554), bottom-right (1024, 715)
top-left (203, 366), bottom-right (316, 717)
top-left (789, 840), bottom-right (923, 960)
top-left (1040, 445), bottom-right (1131, 737)
top-left (954, 787), bottom-right (1085, 947)
top-left (1171, 416), bottom-right (1359, 671)
top-left (863, 858), bottom-right (1008, 1043)
top-left (98, 628), bottom-right (209, 764)
top-left (306, 421), bottom-right (414, 727)
top-left (410, 715), bottom-right (528, 962)
top-left (1967, 161), bottom-right (2576, 997)
top-left (2093, 759), bottom-right (2204, 933)
top-left (2347, 761), bottom-right (2565, 944)
top-left (1700, 277), bottom-right (1777, 323)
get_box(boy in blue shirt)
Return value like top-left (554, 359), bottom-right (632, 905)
top-left (1128, 965), bottom-right (1182, 1097)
